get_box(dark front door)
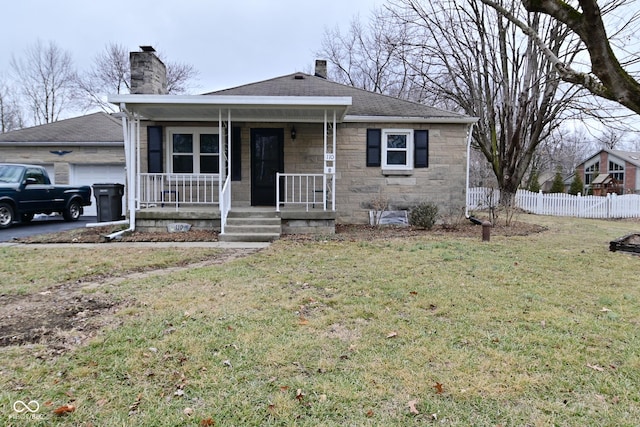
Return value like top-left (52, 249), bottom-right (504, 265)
top-left (251, 128), bottom-right (284, 206)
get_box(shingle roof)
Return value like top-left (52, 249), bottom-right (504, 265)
top-left (609, 149), bottom-right (640, 168)
top-left (0, 112), bottom-right (123, 143)
top-left (205, 73), bottom-right (468, 120)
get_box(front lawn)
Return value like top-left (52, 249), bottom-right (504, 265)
top-left (1, 216), bottom-right (639, 426)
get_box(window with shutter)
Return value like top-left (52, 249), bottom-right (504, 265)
top-left (147, 126), bottom-right (163, 173)
top-left (366, 129), bottom-right (381, 167)
top-left (414, 130), bottom-right (429, 168)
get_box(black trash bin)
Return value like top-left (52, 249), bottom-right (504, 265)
top-left (93, 183), bottom-right (125, 222)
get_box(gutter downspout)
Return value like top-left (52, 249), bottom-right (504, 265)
top-left (106, 108), bottom-right (136, 240)
top-left (465, 122), bottom-right (482, 224)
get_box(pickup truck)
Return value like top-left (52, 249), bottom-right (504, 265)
top-left (0, 163), bottom-right (92, 229)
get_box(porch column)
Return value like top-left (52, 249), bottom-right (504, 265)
top-left (120, 110), bottom-right (139, 226)
top-left (323, 110), bottom-right (337, 211)
top-left (218, 110), bottom-right (223, 198)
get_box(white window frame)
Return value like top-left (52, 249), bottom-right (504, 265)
top-left (166, 127), bottom-right (220, 174)
top-left (382, 129), bottom-right (414, 171)
top-left (608, 159), bottom-right (624, 182)
top-left (584, 159), bottom-right (600, 185)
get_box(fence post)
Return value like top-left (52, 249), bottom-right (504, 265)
top-left (537, 190), bottom-right (543, 214)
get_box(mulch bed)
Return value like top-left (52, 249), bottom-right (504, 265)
top-left (14, 219), bottom-right (547, 244)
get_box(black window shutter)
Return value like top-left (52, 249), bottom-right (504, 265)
top-left (147, 126), bottom-right (163, 173)
top-left (414, 130), bottom-right (429, 168)
top-left (231, 127), bottom-right (242, 181)
top-left (366, 129), bottom-right (381, 167)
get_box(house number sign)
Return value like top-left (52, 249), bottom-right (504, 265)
top-left (325, 153), bottom-right (335, 161)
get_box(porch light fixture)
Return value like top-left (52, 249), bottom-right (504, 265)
top-left (291, 126), bottom-right (297, 141)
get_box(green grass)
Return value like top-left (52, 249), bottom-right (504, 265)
top-left (1, 216), bottom-right (639, 426)
top-left (0, 246), bottom-right (222, 294)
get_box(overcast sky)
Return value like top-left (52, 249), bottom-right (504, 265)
top-left (0, 0), bottom-right (380, 92)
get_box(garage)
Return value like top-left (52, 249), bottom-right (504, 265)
top-left (71, 164), bottom-right (126, 217)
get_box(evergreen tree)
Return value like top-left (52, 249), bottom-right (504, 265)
top-left (550, 170), bottom-right (565, 193)
top-left (568, 173), bottom-right (584, 195)
top-left (528, 171), bottom-right (541, 193)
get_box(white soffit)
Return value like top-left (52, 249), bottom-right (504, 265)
top-left (108, 94), bottom-right (352, 122)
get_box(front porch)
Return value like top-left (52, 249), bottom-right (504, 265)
top-left (135, 205), bottom-right (336, 238)
top-left (111, 93), bottom-right (349, 241)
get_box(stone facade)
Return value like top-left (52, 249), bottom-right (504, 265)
top-left (137, 119), bottom-right (469, 225)
top-left (130, 48), bottom-right (168, 95)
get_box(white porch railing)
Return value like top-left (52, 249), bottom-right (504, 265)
top-left (139, 173), bottom-right (219, 209)
top-left (276, 173), bottom-right (327, 211)
top-left (220, 175), bottom-right (231, 233)
top-left (468, 187), bottom-right (640, 218)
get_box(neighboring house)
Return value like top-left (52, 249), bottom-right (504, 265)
top-left (0, 113), bottom-right (125, 216)
top-left (108, 48), bottom-right (477, 239)
top-left (575, 149), bottom-right (640, 195)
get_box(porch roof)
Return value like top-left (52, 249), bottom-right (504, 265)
top-left (108, 94), bottom-right (352, 123)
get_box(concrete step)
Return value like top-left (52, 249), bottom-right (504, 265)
top-left (220, 209), bottom-right (282, 242)
top-left (227, 209), bottom-right (281, 219)
top-left (223, 224), bottom-right (281, 234)
top-left (225, 217), bottom-right (281, 227)
top-left (218, 232), bottom-right (280, 242)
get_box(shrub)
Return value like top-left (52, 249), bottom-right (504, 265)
top-left (528, 171), bottom-right (541, 193)
top-left (550, 171), bottom-right (565, 193)
top-left (568, 173), bottom-right (584, 195)
top-left (409, 202), bottom-right (438, 229)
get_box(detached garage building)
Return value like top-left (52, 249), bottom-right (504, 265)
top-left (0, 112), bottom-right (125, 216)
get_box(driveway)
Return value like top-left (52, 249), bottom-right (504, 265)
top-left (0, 215), bottom-right (97, 242)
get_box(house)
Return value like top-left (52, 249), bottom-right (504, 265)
top-left (109, 47), bottom-right (477, 240)
top-left (575, 149), bottom-right (640, 195)
top-left (0, 113), bottom-right (125, 216)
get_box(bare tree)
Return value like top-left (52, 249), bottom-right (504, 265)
top-left (318, 12), bottom-right (430, 102)
top-left (164, 60), bottom-right (200, 94)
top-left (76, 43), bottom-right (200, 112)
top-left (480, 0), bottom-right (640, 115)
top-left (382, 0), bottom-right (583, 205)
top-left (0, 78), bottom-right (24, 132)
top-left (10, 40), bottom-right (77, 125)
top-left (75, 43), bottom-right (131, 112)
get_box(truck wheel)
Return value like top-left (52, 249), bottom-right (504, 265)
top-left (63, 199), bottom-right (82, 222)
top-left (0, 202), bottom-right (14, 229)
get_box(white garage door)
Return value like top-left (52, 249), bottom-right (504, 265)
top-left (43, 164), bottom-right (55, 184)
top-left (71, 164), bottom-right (126, 217)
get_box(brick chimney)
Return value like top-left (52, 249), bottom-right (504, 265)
top-left (130, 46), bottom-right (168, 95)
top-left (314, 59), bottom-right (327, 79)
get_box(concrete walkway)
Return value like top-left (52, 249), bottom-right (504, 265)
top-left (0, 241), bottom-right (271, 249)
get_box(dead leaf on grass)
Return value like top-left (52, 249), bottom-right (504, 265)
top-left (200, 418), bottom-right (215, 426)
top-left (299, 316), bottom-right (309, 325)
top-left (407, 399), bottom-right (419, 415)
top-left (295, 389), bottom-right (304, 402)
top-left (587, 363), bottom-right (605, 372)
top-left (128, 393), bottom-right (142, 416)
top-left (434, 382), bottom-right (444, 394)
top-left (386, 331), bottom-right (398, 339)
top-left (600, 307), bottom-right (611, 312)
top-left (53, 404), bottom-right (75, 416)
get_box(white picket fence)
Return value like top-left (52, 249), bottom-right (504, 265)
top-left (468, 187), bottom-right (640, 219)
